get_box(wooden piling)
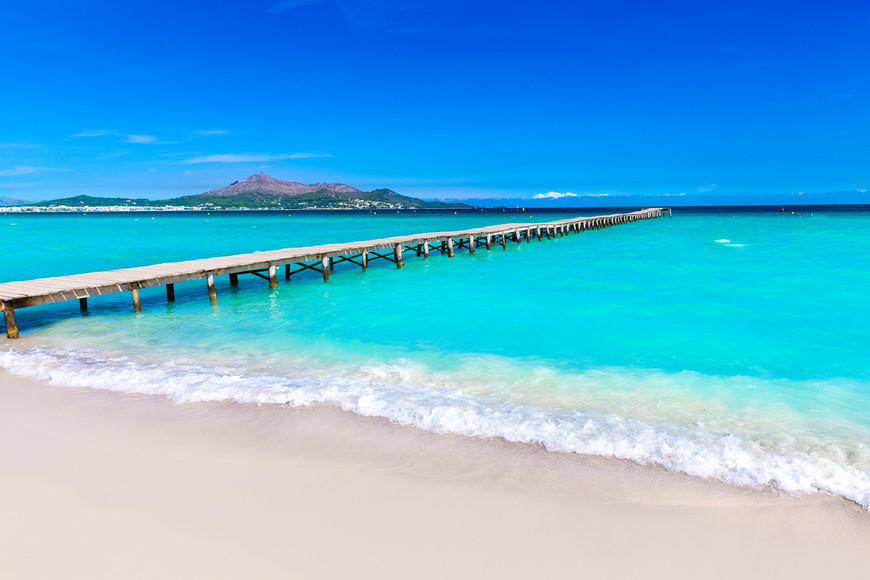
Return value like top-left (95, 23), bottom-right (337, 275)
top-left (423, 242), bottom-right (429, 258)
top-left (229, 273), bottom-right (239, 286)
top-left (447, 238), bottom-right (454, 258)
top-left (206, 274), bottom-right (217, 303)
top-left (166, 283), bottom-right (175, 301)
top-left (362, 250), bottom-right (368, 269)
top-left (486, 234), bottom-right (492, 250)
top-left (468, 236), bottom-right (475, 254)
top-left (3, 305), bottom-right (19, 339)
top-left (329, 257), bottom-right (335, 272)
top-left (79, 297), bottom-right (87, 311)
top-left (321, 257), bottom-right (330, 281)
top-left (394, 244), bottom-right (404, 268)
top-left (268, 264), bottom-right (278, 288)
top-left (131, 287), bottom-right (142, 312)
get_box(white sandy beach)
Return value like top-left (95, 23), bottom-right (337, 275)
top-left (1, 369), bottom-right (869, 579)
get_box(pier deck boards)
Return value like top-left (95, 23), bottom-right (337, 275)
top-left (0, 208), bottom-right (668, 337)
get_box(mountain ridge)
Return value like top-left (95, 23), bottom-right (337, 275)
top-left (19, 174), bottom-right (473, 210)
top-left (202, 172), bottom-right (363, 197)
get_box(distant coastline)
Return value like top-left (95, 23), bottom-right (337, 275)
top-left (5, 204), bottom-right (870, 214)
top-left (2, 172), bottom-right (475, 212)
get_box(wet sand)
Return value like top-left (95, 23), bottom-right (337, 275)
top-left (2, 369), bottom-right (869, 579)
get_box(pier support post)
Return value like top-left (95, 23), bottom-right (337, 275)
top-left (3, 304), bottom-right (19, 339)
top-left (321, 257), bottom-right (330, 282)
top-left (362, 250), bottom-right (368, 270)
top-left (329, 257), bottom-right (334, 272)
top-left (79, 297), bottom-right (88, 311)
top-left (131, 287), bottom-right (142, 312)
top-left (423, 242), bottom-right (429, 258)
top-left (515, 229), bottom-right (521, 243)
top-left (268, 264), bottom-right (278, 288)
top-left (394, 244), bottom-right (404, 268)
top-left (285, 264), bottom-right (291, 280)
top-left (468, 236), bottom-right (474, 254)
top-left (486, 234), bottom-right (492, 250)
top-left (447, 238), bottom-right (454, 258)
top-left (229, 273), bottom-right (239, 286)
top-left (206, 274), bottom-right (217, 303)
top-left (416, 244), bottom-right (422, 257)
top-left (166, 283), bottom-right (175, 302)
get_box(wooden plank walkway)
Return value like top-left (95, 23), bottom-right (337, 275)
top-left (0, 208), bottom-right (669, 338)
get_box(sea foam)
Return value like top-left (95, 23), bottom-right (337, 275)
top-left (3, 345), bottom-right (869, 509)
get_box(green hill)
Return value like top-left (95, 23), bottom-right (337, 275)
top-left (24, 175), bottom-right (474, 210)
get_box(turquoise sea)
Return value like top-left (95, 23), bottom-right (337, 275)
top-left (2, 207), bottom-right (870, 507)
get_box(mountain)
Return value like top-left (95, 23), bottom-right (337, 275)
top-left (201, 172), bottom-right (363, 197)
top-left (0, 196), bottom-right (27, 206)
top-left (170, 173), bottom-right (469, 209)
top-left (18, 174), bottom-right (474, 210)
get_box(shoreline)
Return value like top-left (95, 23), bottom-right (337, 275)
top-left (2, 370), bottom-right (870, 578)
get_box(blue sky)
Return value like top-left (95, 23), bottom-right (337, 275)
top-left (2, 0), bottom-right (869, 203)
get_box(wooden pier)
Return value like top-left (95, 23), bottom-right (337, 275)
top-left (0, 208), bottom-right (669, 338)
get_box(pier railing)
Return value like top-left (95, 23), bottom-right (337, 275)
top-left (0, 208), bottom-right (668, 338)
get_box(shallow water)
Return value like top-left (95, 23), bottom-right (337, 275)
top-left (2, 208), bottom-right (870, 507)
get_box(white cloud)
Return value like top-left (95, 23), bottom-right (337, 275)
top-left (72, 130), bottom-right (169, 144)
top-left (124, 134), bottom-right (159, 144)
top-left (72, 130), bottom-right (114, 137)
top-left (194, 130), bottom-right (229, 136)
top-left (533, 191), bottom-right (612, 199)
top-left (533, 191), bottom-right (579, 199)
top-left (660, 192), bottom-right (687, 197)
top-left (270, 0), bottom-right (322, 14)
top-left (858, 189), bottom-right (867, 193)
top-left (698, 183), bottom-right (717, 192)
top-left (0, 165), bottom-right (46, 176)
top-left (176, 152), bottom-right (331, 164)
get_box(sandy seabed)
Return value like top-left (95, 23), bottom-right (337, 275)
top-left (1, 369), bottom-right (869, 580)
